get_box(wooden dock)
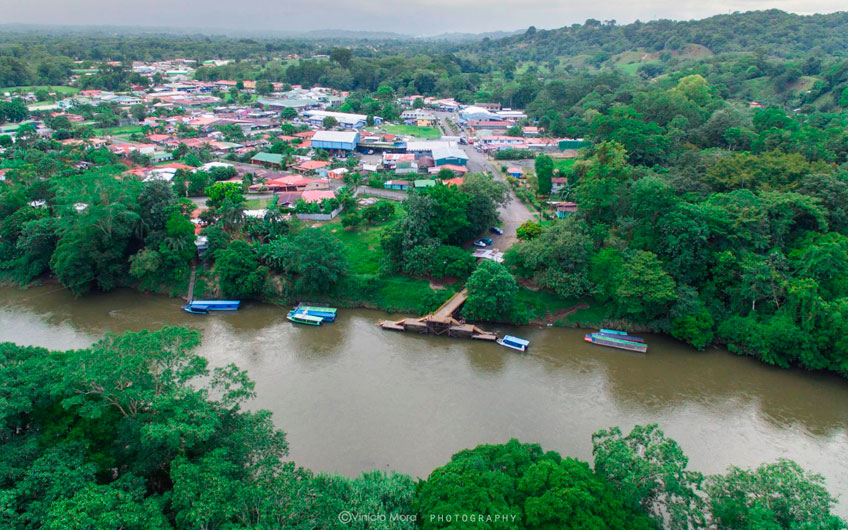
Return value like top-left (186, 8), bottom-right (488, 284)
top-left (377, 289), bottom-right (498, 341)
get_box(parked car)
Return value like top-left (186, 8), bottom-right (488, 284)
top-left (473, 240), bottom-right (488, 248)
top-left (489, 227), bottom-right (504, 235)
top-left (480, 237), bottom-right (493, 245)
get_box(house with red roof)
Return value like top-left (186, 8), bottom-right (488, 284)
top-left (301, 189), bottom-right (336, 203)
top-left (294, 160), bottom-right (331, 174)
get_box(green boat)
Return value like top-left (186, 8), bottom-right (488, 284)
top-left (287, 311), bottom-right (323, 326)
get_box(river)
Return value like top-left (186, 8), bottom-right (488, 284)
top-left (2, 284), bottom-right (847, 513)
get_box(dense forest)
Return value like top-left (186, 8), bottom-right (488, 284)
top-left (1, 327), bottom-right (843, 529)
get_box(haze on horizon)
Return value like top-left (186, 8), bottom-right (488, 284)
top-left (1, 0), bottom-right (846, 35)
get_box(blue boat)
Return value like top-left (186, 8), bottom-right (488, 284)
top-left (287, 311), bottom-right (324, 326)
top-left (295, 304), bottom-right (337, 322)
top-left (497, 335), bottom-right (530, 352)
top-left (183, 300), bottom-right (241, 314)
top-left (600, 328), bottom-right (629, 335)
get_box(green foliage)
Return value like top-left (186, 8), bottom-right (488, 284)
top-left (417, 439), bottom-right (654, 530)
top-left (516, 220), bottom-right (541, 240)
top-left (463, 260), bottom-right (521, 322)
top-left (261, 228), bottom-right (347, 294)
top-left (205, 181), bottom-right (244, 208)
top-left (215, 240), bottom-right (267, 298)
top-left (707, 460), bottom-right (846, 530)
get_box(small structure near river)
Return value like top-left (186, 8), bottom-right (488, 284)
top-left (378, 289), bottom-right (497, 341)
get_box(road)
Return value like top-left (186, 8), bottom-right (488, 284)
top-left (434, 111), bottom-right (534, 250)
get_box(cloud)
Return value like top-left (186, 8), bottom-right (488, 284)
top-left (0, 0), bottom-right (845, 34)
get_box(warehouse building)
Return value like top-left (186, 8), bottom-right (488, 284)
top-left (310, 130), bottom-right (360, 152)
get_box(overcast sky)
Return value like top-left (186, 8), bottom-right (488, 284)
top-left (1, 0), bottom-right (845, 35)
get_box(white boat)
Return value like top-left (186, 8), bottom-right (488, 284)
top-left (497, 335), bottom-right (529, 352)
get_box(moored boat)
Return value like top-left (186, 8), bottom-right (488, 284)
top-left (183, 300), bottom-right (240, 314)
top-left (497, 335), bottom-right (530, 352)
top-left (287, 311), bottom-right (323, 326)
top-left (596, 331), bottom-right (645, 343)
top-left (584, 333), bottom-right (648, 353)
top-left (296, 304), bottom-right (337, 322)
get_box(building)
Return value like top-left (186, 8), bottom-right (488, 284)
top-left (507, 167), bottom-right (524, 178)
top-left (302, 110), bottom-right (380, 129)
top-left (414, 179), bottom-right (436, 189)
top-left (257, 97), bottom-right (320, 111)
top-left (384, 180), bottom-right (410, 191)
top-left (432, 145), bottom-right (468, 167)
top-left (251, 152), bottom-right (286, 168)
top-left (294, 160), bottom-right (331, 174)
top-left (310, 130), bottom-right (360, 152)
top-left (551, 177), bottom-right (568, 192)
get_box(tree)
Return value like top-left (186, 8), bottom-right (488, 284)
top-left (593, 424), bottom-right (707, 530)
top-left (614, 250), bottom-right (677, 320)
top-left (535, 154), bottom-right (554, 194)
top-left (129, 104), bottom-right (146, 122)
top-left (323, 116), bottom-right (339, 129)
top-left (280, 107), bottom-right (298, 121)
top-left (707, 459), bottom-right (846, 530)
top-left (417, 439), bottom-right (653, 530)
top-left (260, 229), bottom-right (347, 294)
top-left (329, 48), bottom-right (353, 69)
top-left (516, 220), bottom-right (541, 240)
top-left (215, 240), bottom-right (267, 298)
top-left (205, 181), bottom-right (244, 208)
top-left (463, 260), bottom-right (520, 322)
top-left (506, 217), bottom-right (595, 299)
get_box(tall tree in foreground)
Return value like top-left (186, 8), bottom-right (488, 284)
top-left (463, 259), bottom-right (520, 322)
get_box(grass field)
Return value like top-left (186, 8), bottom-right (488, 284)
top-left (372, 124), bottom-right (442, 139)
top-left (95, 125), bottom-right (144, 136)
top-left (317, 208), bottom-right (455, 313)
top-left (554, 158), bottom-right (576, 173)
top-left (0, 85), bottom-right (79, 95)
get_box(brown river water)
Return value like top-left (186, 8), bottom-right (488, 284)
top-left (2, 284), bottom-right (847, 513)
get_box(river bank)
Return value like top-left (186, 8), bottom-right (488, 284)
top-left (2, 283), bottom-right (848, 517)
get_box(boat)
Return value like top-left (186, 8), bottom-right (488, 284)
top-left (182, 300), bottom-right (240, 314)
top-left (596, 331), bottom-right (645, 343)
top-left (295, 304), bottom-right (337, 322)
top-left (584, 333), bottom-right (647, 353)
top-left (287, 311), bottom-right (324, 326)
top-left (600, 328), bottom-right (629, 335)
top-left (497, 335), bottom-right (530, 352)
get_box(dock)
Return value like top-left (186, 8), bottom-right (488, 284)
top-left (377, 289), bottom-right (497, 341)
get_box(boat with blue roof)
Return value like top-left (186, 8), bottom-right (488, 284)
top-left (497, 335), bottom-right (530, 352)
top-left (182, 300), bottom-right (241, 314)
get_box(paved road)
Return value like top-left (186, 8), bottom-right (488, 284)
top-left (434, 111), bottom-right (535, 250)
top-left (460, 142), bottom-right (534, 251)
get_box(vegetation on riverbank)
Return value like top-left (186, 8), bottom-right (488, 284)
top-left (1, 327), bottom-right (843, 529)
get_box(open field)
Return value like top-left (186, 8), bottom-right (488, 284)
top-left (371, 124), bottom-right (442, 139)
top-left (0, 85), bottom-right (79, 95)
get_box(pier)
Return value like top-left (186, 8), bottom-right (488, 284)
top-left (378, 289), bottom-right (498, 341)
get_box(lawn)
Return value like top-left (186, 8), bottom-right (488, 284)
top-left (373, 124), bottom-right (442, 139)
top-left (317, 208), bottom-right (455, 314)
top-left (0, 85), bottom-right (79, 95)
top-left (244, 198), bottom-right (272, 209)
top-left (554, 158), bottom-right (576, 173)
top-left (95, 125), bottom-right (144, 136)
top-left (318, 210), bottom-right (401, 275)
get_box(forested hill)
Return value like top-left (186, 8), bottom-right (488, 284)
top-left (462, 10), bottom-right (848, 60)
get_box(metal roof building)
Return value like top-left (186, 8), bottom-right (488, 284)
top-left (311, 130), bottom-right (360, 151)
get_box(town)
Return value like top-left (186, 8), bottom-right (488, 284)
top-left (2, 10), bottom-right (848, 530)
